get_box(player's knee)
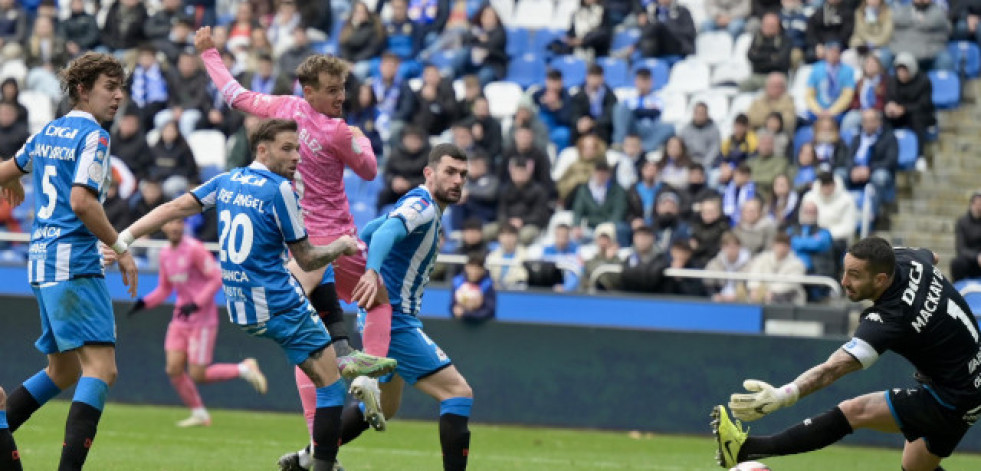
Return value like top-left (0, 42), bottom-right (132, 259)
top-left (450, 380), bottom-right (473, 400)
top-left (47, 363), bottom-right (82, 388)
top-left (188, 368), bottom-right (207, 383)
top-left (165, 364), bottom-right (184, 378)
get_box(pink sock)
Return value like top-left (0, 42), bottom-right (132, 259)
top-left (170, 373), bottom-right (204, 409)
top-left (362, 303), bottom-right (392, 357)
top-left (203, 363), bottom-right (240, 382)
top-left (294, 366), bottom-right (316, 437)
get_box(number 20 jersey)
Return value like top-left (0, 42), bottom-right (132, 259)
top-left (844, 248), bottom-right (981, 409)
top-left (191, 162), bottom-right (311, 326)
top-left (14, 110), bottom-right (111, 284)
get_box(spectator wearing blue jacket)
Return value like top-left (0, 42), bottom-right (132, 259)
top-left (532, 69), bottom-right (575, 151)
top-left (786, 200), bottom-right (835, 280)
top-left (451, 252), bottom-right (497, 323)
top-left (380, 0), bottom-right (424, 79)
top-left (612, 68), bottom-right (675, 152)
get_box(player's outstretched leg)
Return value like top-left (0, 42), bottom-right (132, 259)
top-left (0, 387), bottom-right (24, 471)
top-left (349, 377), bottom-right (386, 431)
top-left (309, 283), bottom-right (396, 380)
top-left (4, 368), bottom-right (64, 431)
top-left (711, 404), bottom-right (854, 467)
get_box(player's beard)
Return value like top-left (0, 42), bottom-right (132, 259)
top-left (433, 183), bottom-right (462, 206)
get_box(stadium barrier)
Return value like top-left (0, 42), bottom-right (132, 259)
top-left (586, 264), bottom-right (844, 297)
top-left (1, 295), bottom-right (978, 452)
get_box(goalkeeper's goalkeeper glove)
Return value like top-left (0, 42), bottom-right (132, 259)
top-left (126, 299), bottom-right (146, 317)
top-left (177, 302), bottom-right (199, 320)
top-left (728, 379), bottom-right (800, 422)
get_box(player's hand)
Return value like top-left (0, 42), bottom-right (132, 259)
top-left (2, 179), bottom-right (24, 207)
top-left (352, 269), bottom-right (380, 309)
top-left (348, 125), bottom-right (365, 139)
top-left (194, 26), bottom-right (216, 52)
top-left (117, 251), bottom-right (140, 298)
top-left (331, 235), bottom-right (359, 257)
top-left (126, 298), bottom-right (146, 317)
top-left (100, 242), bottom-right (118, 266)
top-left (728, 379), bottom-right (799, 422)
top-left (177, 302), bottom-right (199, 319)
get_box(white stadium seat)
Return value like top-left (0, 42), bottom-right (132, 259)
top-left (484, 81), bottom-right (524, 119)
top-left (187, 130), bottom-right (227, 168)
top-left (663, 58), bottom-right (711, 94)
top-left (18, 90), bottom-right (53, 135)
top-left (552, 0), bottom-right (579, 30)
top-left (728, 91), bottom-right (758, 117)
top-left (711, 60), bottom-right (752, 87)
top-left (490, 0), bottom-right (515, 25)
top-left (511, 0), bottom-right (554, 29)
top-left (790, 64), bottom-right (813, 116)
top-left (687, 91), bottom-right (729, 124)
top-left (695, 31), bottom-right (734, 66)
top-left (658, 91), bottom-right (689, 126)
top-left (733, 33), bottom-right (753, 59)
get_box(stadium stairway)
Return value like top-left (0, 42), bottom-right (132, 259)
top-left (879, 78), bottom-right (981, 273)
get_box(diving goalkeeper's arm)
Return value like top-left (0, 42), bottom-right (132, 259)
top-left (729, 348), bottom-right (863, 421)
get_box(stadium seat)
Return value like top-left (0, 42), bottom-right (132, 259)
top-left (659, 91), bottom-right (689, 126)
top-left (506, 27), bottom-right (530, 57)
top-left (631, 58), bottom-right (670, 90)
top-left (596, 57), bottom-right (631, 89)
top-left (484, 81), bottom-right (525, 119)
top-left (711, 60), bottom-right (752, 87)
top-left (733, 33), bottom-right (753, 59)
top-left (18, 90), bottom-right (53, 135)
top-left (680, 0), bottom-right (708, 28)
top-left (611, 29), bottom-right (641, 52)
top-left (187, 130), bottom-right (227, 168)
top-left (199, 165), bottom-right (223, 182)
top-left (491, 0), bottom-right (516, 25)
top-left (0, 59), bottom-right (27, 87)
top-left (531, 28), bottom-right (566, 57)
top-left (894, 128), bottom-right (919, 170)
top-left (428, 49), bottom-right (459, 75)
top-left (452, 79), bottom-right (466, 100)
top-left (687, 91), bottom-right (729, 124)
top-left (948, 41), bottom-right (981, 78)
top-left (663, 58), bottom-right (711, 94)
top-left (728, 92), bottom-right (757, 117)
top-left (506, 53), bottom-right (547, 88)
top-left (512, 0), bottom-right (555, 29)
top-left (552, 0), bottom-right (578, 30)
top-left (549, 55), bottom-right (588, 87)
top-left (793, 126), bottom-right (813, 159)
top-left (790, 64), bottom-right (813, 116)
top-left (840, 127), bottom-right (856, 145)
top-left (929, 70), bottom-right (961, 109)
top-left (695, 31), bottom-right (734, 66)
top-left (613, 86), bottom-right (637, 102)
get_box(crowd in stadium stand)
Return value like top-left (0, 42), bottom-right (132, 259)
top-left (0, 0), bottom-right (974, 302)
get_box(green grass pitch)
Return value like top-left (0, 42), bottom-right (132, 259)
top-left (11, 401), bottom-right (981, 470)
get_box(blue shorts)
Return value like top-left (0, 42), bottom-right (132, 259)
top-left (242, 304), bottom-right (331, 365)
top-left (357, 308), bottom-right (452, 385)
top-left (33, 276), bottom-right (115, 354)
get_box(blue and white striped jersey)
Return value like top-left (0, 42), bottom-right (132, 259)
top-left (14, 110), bottom-right (112, 284)
top-left (367, 186), bottom-right (441, 316)
top-left (191, 162), bottom-right (312, 325)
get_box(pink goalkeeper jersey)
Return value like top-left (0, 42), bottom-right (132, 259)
top-left (201, 48), bottom-right (378, 237)
top-left (143, 237), bottom-right (224, 327)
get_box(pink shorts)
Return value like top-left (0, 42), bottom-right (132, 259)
top-left (164, 322), bottom-right (218, 366)
top-left (310, 234), bottom-right (369, 304)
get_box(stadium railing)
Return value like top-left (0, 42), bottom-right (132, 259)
top-left (585, 263), bottom-right (844, 298)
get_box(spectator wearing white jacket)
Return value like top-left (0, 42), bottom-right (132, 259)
top-left (801, 171), bottom-right (858, 242)
top-left (746, 232), bottom-right (807, 305)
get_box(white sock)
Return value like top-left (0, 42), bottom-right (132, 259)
top-left (237, 362), bottom-right (249, 377)
top-left (191, 407), bottom-right (209, 418)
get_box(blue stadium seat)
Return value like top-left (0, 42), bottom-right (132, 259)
top-left (929, 70), bottom-right (961, 109)
top-left (596, 56), bottom-right (631, 88)
top-left (507, 27), bottom-right (530, 57)
top-left (531, 28), bottom-right (566, 56)
top-left (549, 55), bottom-right (588, 87)
top-left (611, 29), bottom-right (641, 52)
top-left (793, 126), bottom-right (813, 159)
top-left (506, 53), bottom-right (547, 88)
top-left (948, 41), bottom-right (981, 78)
top-left (894, 128), bottom-right (919, 170)
top-left (428, 49), bottom-right (459, 74)
top-left (200, 165), bottom-right (224, 182)
top-left (630, 58), bottom-right (670, 90)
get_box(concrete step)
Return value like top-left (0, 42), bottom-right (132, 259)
top-left (897, 199), bottom-right (967, 218)
top-left (895, 232), bottom-right (956, 251)
top-left (890, 214), bottom-right (957, 233)
top-left (900, 185), bottom-right (978, 201)
top-left (915, 170), bottom-right (981, 188)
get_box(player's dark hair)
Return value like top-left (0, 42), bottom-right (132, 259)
top-left (466, 251), bottom-right (486, 267)
top-left (249, 119), bottom-right (298, 155)
top-left (61, 52), bottom-right (124, 106)
top-left (428, 143), bottom-right (468, 166)
top-left (847, 237), bottom-right (896, 276)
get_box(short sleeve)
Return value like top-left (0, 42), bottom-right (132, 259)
top-left (807, 66), bottom-right (820, 88)
top-left (389, 196), bottom-right (437, 233)
top-left (842, 67), bottom-right (857, 89)
top-left (72, 130), bottom-right (111, 192)
top-left (190, 173), bottom-right (226, 211)
top-left (844, 308), bottom-right (907, 368)
top-left (13, 132), bottom-right (37, 173)
top-left (272, 180), bottom-right (307, 243)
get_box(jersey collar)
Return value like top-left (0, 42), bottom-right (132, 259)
top-left (249, 161), bottom-right (271, 172)
top-left (65, 110), bottom-right (98, 123)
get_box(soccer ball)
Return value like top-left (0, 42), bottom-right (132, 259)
top-left (730, 462), bottom-right (771, 471)
top-left (454, 282), bottom-right (483, 310)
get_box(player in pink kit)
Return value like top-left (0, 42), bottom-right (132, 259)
top-left (195, 27), bottom-right (396, 464)
top-left (128, 218), bottom-right (268, 427)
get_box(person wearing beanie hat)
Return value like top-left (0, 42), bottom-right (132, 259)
top-left (884, 51), bottom-right (936, 155)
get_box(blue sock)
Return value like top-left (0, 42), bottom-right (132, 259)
top-left (0, 411), bottom-right (8, 429)
top-left (358, 401), bottom-right (366, 414)
top-left (24, 370), bottom-right (61, 405)
top-left (72, 377), bottom-right (109, 411)
top-left (315, 380), bottom-right (346, 408)
top-left (440, 397), bottom-right (473, 417)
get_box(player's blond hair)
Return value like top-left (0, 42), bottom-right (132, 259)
top-left (295, 55), bottom-right (350, 89)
